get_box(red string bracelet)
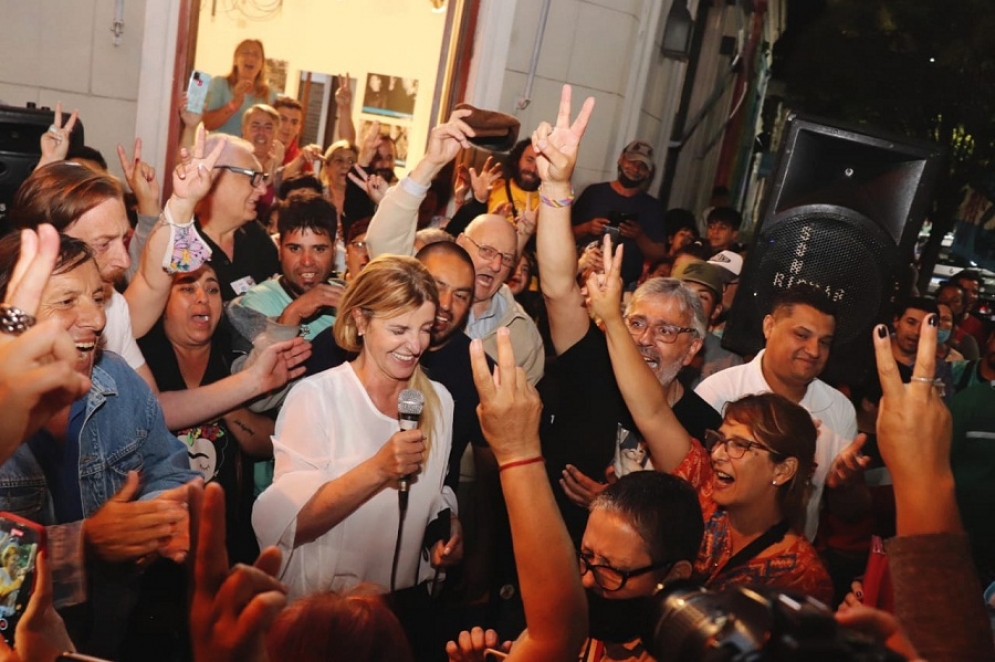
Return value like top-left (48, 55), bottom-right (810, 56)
top-left (499, 456), bottom-right (545, 472)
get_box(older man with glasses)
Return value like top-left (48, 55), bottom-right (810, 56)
top-left (196, 136), bottom-right (281, 301)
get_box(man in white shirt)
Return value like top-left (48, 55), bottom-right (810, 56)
top-left (695, 285), bottom-right (869, 539)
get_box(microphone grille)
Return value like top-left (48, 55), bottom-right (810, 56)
top-left (398, 388), bottom-right (425, 416)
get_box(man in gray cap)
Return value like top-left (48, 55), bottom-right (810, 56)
top-left (677, 260), bottom-right (744, 387)
top-left (570, 140), bottom-right (667, 285)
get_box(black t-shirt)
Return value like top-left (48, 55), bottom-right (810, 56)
top-left (197, 219), bottom-right (280, 302)
top-left (570, 182), bottom-right (665, 285)
top-left (138, 323), bottom-right (258, 565)
top-left (538, 323), bottom-right (721, 543)
top-left (305, 328), bottom-right (488, 489)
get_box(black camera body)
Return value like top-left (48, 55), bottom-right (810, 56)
top-left (645, 582), bottom-right (905, 662)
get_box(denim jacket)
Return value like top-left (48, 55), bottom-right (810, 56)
top-left (0, 352), bottom-right (196, 607)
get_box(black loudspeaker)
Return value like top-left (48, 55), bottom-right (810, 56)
top-left (722, 113), bottom-right (943, 381)
top-left (0, 104), bottom-right (85, 233)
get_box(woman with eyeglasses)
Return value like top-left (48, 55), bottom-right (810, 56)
top-left (586, 238), bottom-right (834, 605)
top-left (320, 140), bottom-right (360, 275)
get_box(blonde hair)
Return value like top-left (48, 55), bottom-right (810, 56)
top-left (320, 140), bottom-right (359, 188)
top-left (333, 255), bottom-right (441, 450)
top-left (227, 39), bottom-right (271, 100)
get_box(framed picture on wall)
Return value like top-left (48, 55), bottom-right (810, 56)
top-left (267, 58), bottom-right (289, 95)
top-left (361, 73), bottom-right (417, 120)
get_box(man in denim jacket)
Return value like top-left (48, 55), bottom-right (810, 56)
top-left (0, 234), bottom-right (196, 656)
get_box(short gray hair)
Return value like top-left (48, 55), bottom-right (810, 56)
top-left (626, 277), bottom-right (707, 338)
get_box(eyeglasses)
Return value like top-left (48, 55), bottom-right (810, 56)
top-left (578, 552), bottom-right (670, 592)
top-left (329, 155), bottom-right (357, 166)
top-left (348, 240), bottom-right (368, 254)
top-left (623, 316), bottom-right (697, 344)
top-left (214, 165), bottom-right (268, 188)
top-left (463, 235), bottom-right (516, 269)
top-left (703, 429), bottom-right (784, 461)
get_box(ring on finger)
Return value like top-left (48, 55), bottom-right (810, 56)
top-left (0, 304), bottom-right (37, 336)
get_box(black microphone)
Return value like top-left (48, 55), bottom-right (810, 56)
top-left (397, 388), bottom-right (424, 494)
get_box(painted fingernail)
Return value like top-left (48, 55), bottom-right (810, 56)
top-left (876, 324), bottom-right (887, 339)
top-left (928, 314), bottom-right (938, 327)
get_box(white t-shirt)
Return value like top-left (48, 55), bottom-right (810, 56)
top-left (252, 363), bottom-right (456, 599)
top-left (695, 350), bottom-right (856, 540)
top-left (103, 290), bottom-right (146, 370)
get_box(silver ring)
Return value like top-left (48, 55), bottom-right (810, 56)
top-left (910, 376), bottom-right (935, 383)
top-left (0, 304), bottom-right (37, 336)
top-left (47, 124), bottom-right (60, 135)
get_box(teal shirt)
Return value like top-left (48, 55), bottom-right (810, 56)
top-left (205, 76), bottom-right (277, 137)
top-left (236, 276), bottom-right (335, 341)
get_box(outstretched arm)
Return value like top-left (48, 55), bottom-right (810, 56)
top-left (532, 85), bottom-right (596, 356)
top-left (465, 328), bottom-right (587, 661)
top-left (365, 109), bottom-right (474, 258)
top-left (586, 236), bottom-right (694, 472)
top-left (871, 315), bottom-right (995, 662)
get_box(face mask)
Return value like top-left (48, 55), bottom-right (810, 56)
top-left (586, 589), bottom-right (652, 644)
top-left (617, 166), bottom-right (646, 190)
top-left (937, 328), bottom-right (952, 345)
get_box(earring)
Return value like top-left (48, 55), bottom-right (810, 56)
top-left (772, 480), bottom-right (778, 486)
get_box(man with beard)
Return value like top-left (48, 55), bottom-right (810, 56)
top-left (487, 139), bottom-right (540, 221)
top-left (570, 140), bottom-right (668, 286)
top-left (530, 91), bottom-right (720, 542)
top-left (228, 190), bottom-right (342, 342)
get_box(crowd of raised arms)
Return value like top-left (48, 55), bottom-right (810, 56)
top-left (0, 37), bottom-right (992, 662)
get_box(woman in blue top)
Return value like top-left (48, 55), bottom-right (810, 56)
top-left (203, 39), bottom-right (277, 136)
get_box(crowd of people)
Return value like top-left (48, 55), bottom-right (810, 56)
top-left (0, 37), bottom-right (992, 662)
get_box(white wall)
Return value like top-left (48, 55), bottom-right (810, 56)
top-left (480, 0), bottom-right (689, 194)
top-left (193, 0), bottom-right (448, 173)
top-left (0, 0), bottom-right (148, 181)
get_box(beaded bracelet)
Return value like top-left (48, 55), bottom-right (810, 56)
top-left (498, 456), bottom-right (545, 472)
top-left (539, 185), bottom-right (575, 208)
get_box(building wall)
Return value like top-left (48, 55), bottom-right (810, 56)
top-left (0, 0), bottom-right (149, 180)
top-left (484, 0), bottom-right (685, 193)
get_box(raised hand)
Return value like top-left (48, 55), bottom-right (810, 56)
top-left (531, 85), bottom-right (595, 185)
top-left (0, 226), bottom-right (91, 457)
top-left (348, 164), bottom-right (388, 205)
top-left (470, 327), bottom-right (543, 465)
top-left (424, 109), bottom-right (475, 168)
top-left (335, 72), bottom-right (353, 107)
top-left (37, 102), bottom-right (78, 169)
top-left (173, 125), bottom-right (228, 212)
top-left (469, 156), bottom-right (503, 203)
top-left (585, 234), bottom-right (625, 324)
top-left (117, 137), bottom-right (161, 216)
top-left (358, 120), bottom-right (382, 167)
top-left (190, 481), bottom-right (286, 662)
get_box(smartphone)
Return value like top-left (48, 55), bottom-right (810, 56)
top-left (608, 211), bottom-right (637, 228)
top-left (0, 513), bottom-right (45, 647)
top-left (57, 654), bottom-right (115, 662)
top-left (483, 649), bottom-right (509, 661)
top-left (186, 70), bottom-right (212, 113)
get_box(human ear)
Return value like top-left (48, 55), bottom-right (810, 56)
top-left (772, 457), bottom-right (798, 486)
top-left (762, 314), bottom-right (775, 340)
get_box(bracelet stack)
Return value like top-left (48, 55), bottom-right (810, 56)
top-left (539, 185), bottom-right (575, 208)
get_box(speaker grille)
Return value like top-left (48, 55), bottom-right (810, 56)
top-left (725, 204), bottom-right (902, 368)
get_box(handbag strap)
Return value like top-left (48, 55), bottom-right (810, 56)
top-left (713, 519), bottom-right (792, 579)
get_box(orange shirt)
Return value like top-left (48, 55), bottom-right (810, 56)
top-left (673, 440), bottom-right (835, 605)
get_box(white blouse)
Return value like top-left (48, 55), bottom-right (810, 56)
top-left (252, 363), bottom-right (456, 599)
